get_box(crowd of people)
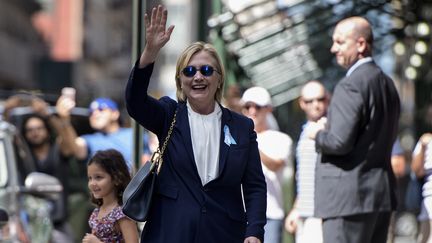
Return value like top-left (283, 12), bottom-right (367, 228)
top-left (1, 4), bottom-right (431, 243)
top-left (1, 93), bottom-right (151, 242)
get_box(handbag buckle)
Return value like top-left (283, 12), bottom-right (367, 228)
top-left (151, 150), bottom-right (163, 174)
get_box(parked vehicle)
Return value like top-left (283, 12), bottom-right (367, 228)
top-left (0, 208), bottom-right (9, 239)
top-left (0, 120), bottom-right (63, 243)
top-left (0, 208), bottom-right (8, 223)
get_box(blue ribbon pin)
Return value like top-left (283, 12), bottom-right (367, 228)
top-left (224, 125), bottom-right (237, 146)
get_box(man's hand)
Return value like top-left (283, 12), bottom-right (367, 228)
top-left (55, 95), bottom-right (75, 119)
top-left (31, 97), bottom-right (50, 117)
top-left (420, 133), bottom-right (432, 147)
top-left (285, 208), bottom-right (299, 234)
top-left (306, 117), bottom-right (327, 140)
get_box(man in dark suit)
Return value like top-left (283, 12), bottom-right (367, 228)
top-left (307, 16), bottom-right (400, 243)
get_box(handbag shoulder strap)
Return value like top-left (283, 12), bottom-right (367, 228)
top-left (159, 109), bottom-right (177, 156)
top-left (153, 108), bottom-right (177, 173)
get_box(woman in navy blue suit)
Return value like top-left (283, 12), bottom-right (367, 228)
top-left (125, 5), bottom-right (266, 243)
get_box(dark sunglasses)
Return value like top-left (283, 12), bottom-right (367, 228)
top-left (182, 65), bottom-right (219, 77)
top-left (303, 96), bottom-right (326, 104)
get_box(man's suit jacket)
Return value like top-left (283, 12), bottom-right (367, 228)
top-left (314, 61), bottom-right (400, 219)
top-left (125, 63), bottom-right (267, 243)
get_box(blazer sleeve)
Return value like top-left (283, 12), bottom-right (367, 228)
top-left (125, 61), bottom-right (176, 136)
top-left (315, 79), bottom-right (363, 155)
top-left (241, 118), bottom-right (267, 240)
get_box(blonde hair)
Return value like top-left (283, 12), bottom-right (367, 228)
top-left (175, 42), bottom-right (225, 102)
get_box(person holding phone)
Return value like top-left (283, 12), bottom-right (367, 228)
top-left (55, 94), bottom-right (150, 170)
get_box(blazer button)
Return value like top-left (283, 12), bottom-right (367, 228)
top-left (201, 207), bottom-right (207, 213)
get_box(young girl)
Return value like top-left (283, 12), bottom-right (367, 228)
top-left (82, 149), bottom-right (139, 243)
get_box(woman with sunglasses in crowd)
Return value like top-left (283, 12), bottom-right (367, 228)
top-left (125, 5), bottom-right (266, 243)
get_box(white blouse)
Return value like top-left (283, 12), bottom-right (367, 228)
top-left (187, 102), bottom-right (222, 185)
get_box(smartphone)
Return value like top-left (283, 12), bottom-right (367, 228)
top-left (61, 87), bottom-right (76, 101)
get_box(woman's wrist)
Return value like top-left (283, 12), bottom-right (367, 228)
top-left (139, 47), bottom-right (159, 68)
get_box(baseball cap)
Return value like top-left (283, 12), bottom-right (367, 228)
top-left (89, 98), bottom-right (118, 112)
top-left (240, 86), bottom-right (272, 107)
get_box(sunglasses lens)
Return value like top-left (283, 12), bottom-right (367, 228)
top-left (182, 66), bottom-right (197, 77)
top-left (200, 65), bottom-right (214, 76)
top-left (182, 65), bottom-right (216, 77)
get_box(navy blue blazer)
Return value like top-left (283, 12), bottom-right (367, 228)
top-left (125, 63), bottom-right (267, 243)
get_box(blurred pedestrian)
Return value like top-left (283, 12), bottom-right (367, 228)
top-left (125, 5), bottom-right (266, 243)
top-left (285, 80), bottom-right (329, 243)
top-left (17, 97), bottom-right (75, 243)
top-left (391, 139), bottom-right (407, 179)
top-left (307, 16), bottom-right (400, 243)
top-left (55, 95), bottom-right (150, 169)
top-left (412, 132), bottom-right (432, 243)
top-left (387, 138), bottom-right (420, 243)
top-left (84, 149), bottom-right (138, 243)
top-left (390, 138), bottom-right (409, 213)
top-left (241, 86), bottom-right (293, 243)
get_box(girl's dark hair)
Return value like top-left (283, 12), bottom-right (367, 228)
top-left (87, 149), bottom-right (131, 206)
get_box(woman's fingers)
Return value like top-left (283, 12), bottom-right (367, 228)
top-left (144, 13), bottom-right (149, 29)
top-left (147, 5), bottom-right (167, 35)
top-left (156, 5), bottom-right (163, 29)
top-left (150, 6), bottom-right (157, 27)
top-left (160, 7), bottom-right (168, 31)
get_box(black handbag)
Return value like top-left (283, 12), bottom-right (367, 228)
top-left (122, 110), bottom-right (177, 222)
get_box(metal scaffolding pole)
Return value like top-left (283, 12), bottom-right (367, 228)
top-left (131, 0), bottom-right (145, 173)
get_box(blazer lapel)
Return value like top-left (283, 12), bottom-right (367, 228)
top-left (172, 103), bottom-right (206, 204)
top-left (175, 103), bottom-right (200, 180)
top-left (218, 105), bottom-right (232, 175)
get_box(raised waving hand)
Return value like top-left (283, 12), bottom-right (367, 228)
top-left (139, 5), bottom-right (175, 68)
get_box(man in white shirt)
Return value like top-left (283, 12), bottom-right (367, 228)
top-left (241, 86), bottom-right (293, 243)
top-left (285, 80), bottom-right (329, 243)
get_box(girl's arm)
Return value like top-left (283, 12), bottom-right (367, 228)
top-left (118, 218), bottom-right (139, 243)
